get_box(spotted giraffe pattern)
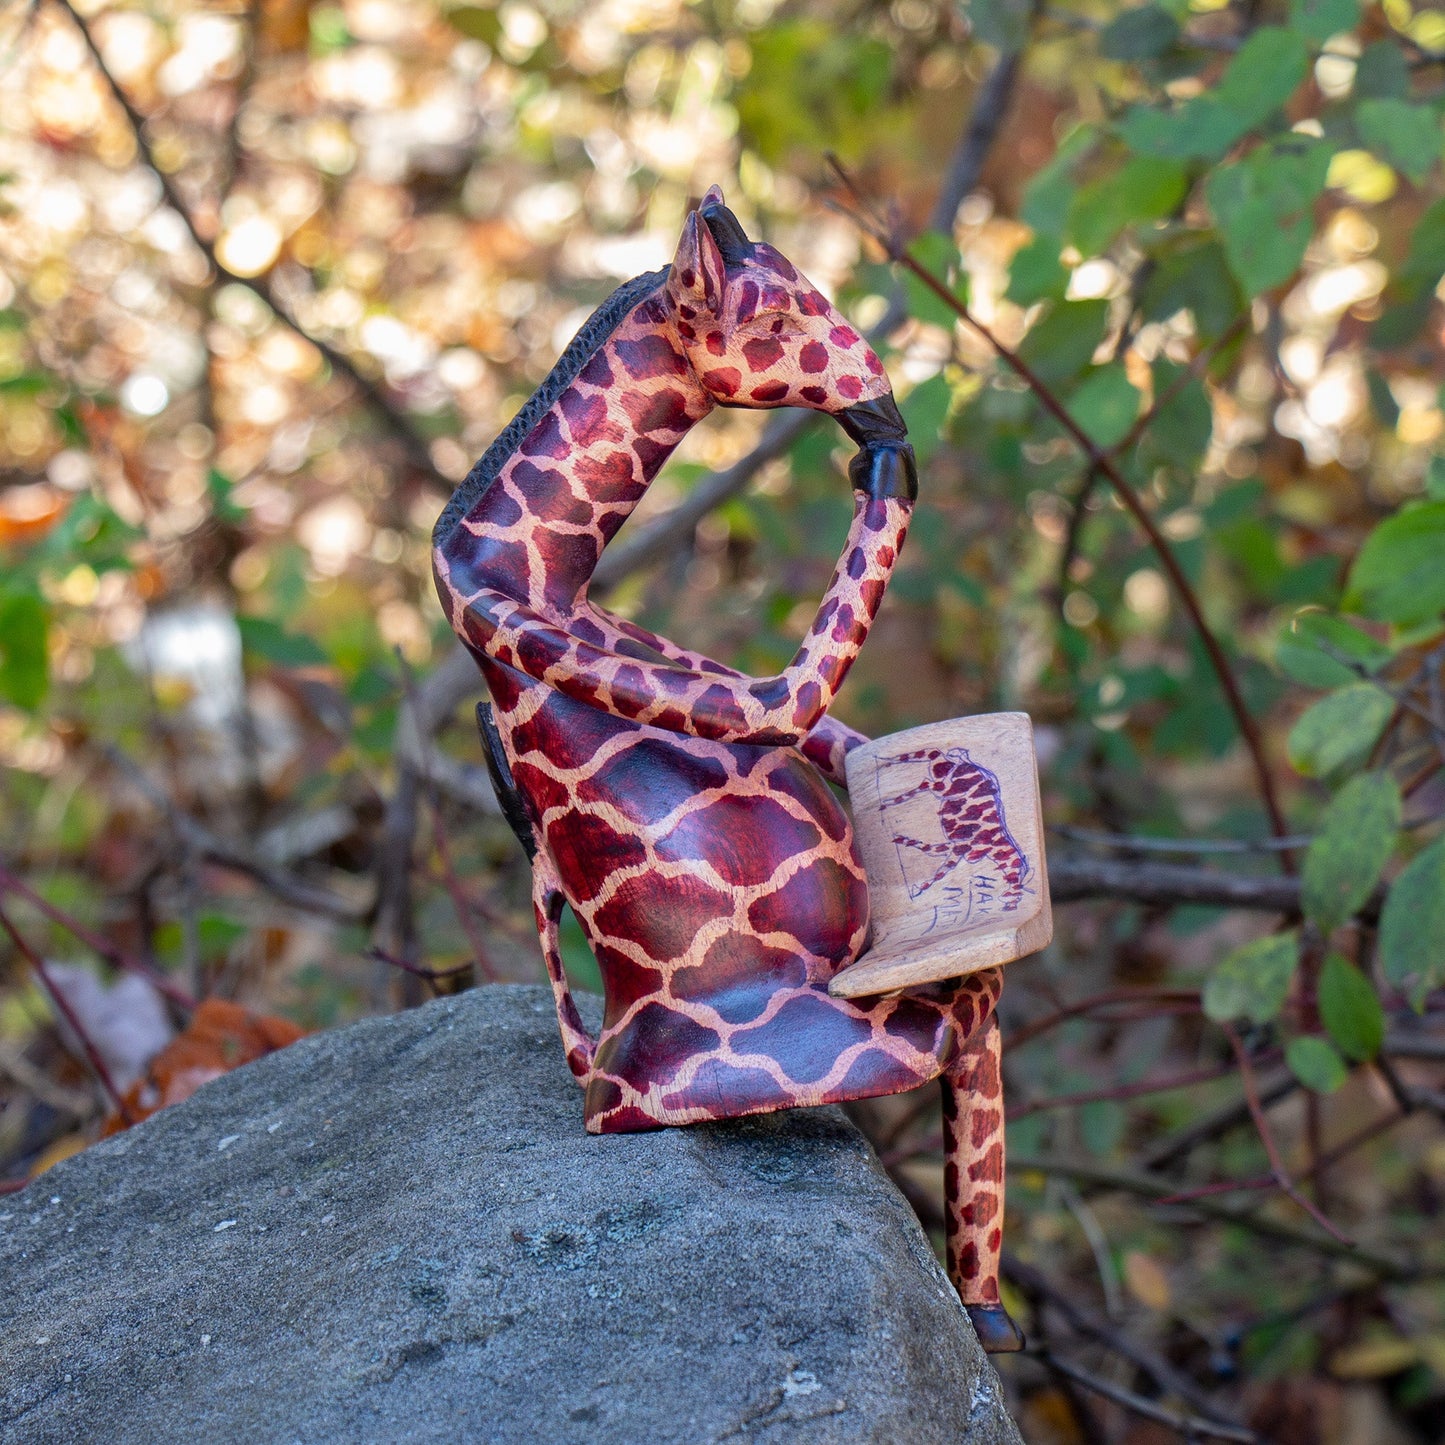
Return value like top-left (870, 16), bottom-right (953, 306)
top-left (433, 189), bottom-right (1022, 1351)
top-left (881, 747), bottom-right (1029, 906)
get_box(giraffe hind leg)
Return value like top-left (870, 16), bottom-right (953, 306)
top-left (941, 991), bottom-right (1025, 1354)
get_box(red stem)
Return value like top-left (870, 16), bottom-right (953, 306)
top-left (1006, 987), bottom-right (1201, 1050)
top-left (0, 862), bottom-right (195, 1010)
top-left (0, 901), bottom-right (131, 1120)
top-left (1223, 1023), bottom-right (1352, 1244)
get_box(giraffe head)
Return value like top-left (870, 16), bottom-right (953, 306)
top-left (666, 186), bottom-right (916, 501)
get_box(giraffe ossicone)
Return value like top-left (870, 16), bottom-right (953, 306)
top-left (432, 188), bottom-right (1024, 1354)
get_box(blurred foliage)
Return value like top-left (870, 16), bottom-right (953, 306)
top-left (0, 0), bottom-right (1443, 1438)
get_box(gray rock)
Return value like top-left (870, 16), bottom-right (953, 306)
top-left (0, 984), bottom-right (1021, 1444)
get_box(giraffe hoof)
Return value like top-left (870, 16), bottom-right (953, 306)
top-left (965, 1304), bottom-right (1026, 1354)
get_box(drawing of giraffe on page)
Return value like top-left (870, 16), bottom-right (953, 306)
top-left (876, 746), bottom-right (1033, 938)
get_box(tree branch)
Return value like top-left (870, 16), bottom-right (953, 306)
top-left (52, 0), bottom-right (440, 482)
top-left (1035, 1351), bottom-right (1259, 1444)
top-left (1009, 1152), bottom-right (1423, 1279)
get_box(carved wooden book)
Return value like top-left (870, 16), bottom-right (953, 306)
top-left (832, 714), bottom-right (1051, 999)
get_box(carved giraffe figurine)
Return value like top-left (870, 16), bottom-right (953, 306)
top-left (432, 188), bottom-right (1024, 1353)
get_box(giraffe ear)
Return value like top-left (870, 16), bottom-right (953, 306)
top-left (669, 208), bottom-right (728, 318)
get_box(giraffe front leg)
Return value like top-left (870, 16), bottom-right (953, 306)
top-left (942, 981), bottom-right (1025, 1354)
top-left (581, 602), bottom-right (869, 784)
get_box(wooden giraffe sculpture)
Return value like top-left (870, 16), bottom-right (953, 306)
top-left (432, 188), bottom-right (1024, 1354)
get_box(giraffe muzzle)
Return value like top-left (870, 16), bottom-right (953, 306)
top-left (837, 394), bottom-right (918, 502)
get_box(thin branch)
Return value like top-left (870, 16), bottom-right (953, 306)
top-left (397, 654), bottom-right (500, 982)
top-left (827, 158), bottom-right (1291, 853)
top-left (1007, 986), bottom-right (1200, 1050)
top-left (1036, 1351), bottom-right (1259, 1444)
top-left (1049, 854), bottom-right (1305, 912)
top-left (0, 861), bottom-right (194, 1009)
top-left (1143, 1072), bottom-right (1296, 1171)
top-left (1007, 1057), bottom-right (1254, 1122)
top-left (1224, 1023), bottom-right (1352, 1244)
top-left (928, 40), bottom-right (1029, 232)
top-left (1052, 824), bottom-right (1307, 855)
top-left (1003, 1253), bottom-right (1250, 1432)
top-left (0, 901), bottom-right (130, 1119)
top-left (890, 1163), bottom-right (1245, 1430)
top-left (1010, 1153), bottom-right (1423, 1278)
top-left (368, 945), bottom-right (475, 986)
top-left (0, 1037), bottom-right (95, 1117)
top-left (51, 0), bottom-right (440, 481)
top-left (103, 746), bottom-right (368, 922)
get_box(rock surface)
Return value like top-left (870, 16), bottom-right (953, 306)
top-left (1, 984), bottom-right (1021, 1444)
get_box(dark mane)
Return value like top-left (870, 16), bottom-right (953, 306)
top-left (432, 265), bottom-right (669, 549)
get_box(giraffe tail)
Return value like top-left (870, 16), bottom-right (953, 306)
top-left (532, 866), bottom-right (596, 1086)
top-left (941, 1004), bottom-right (1025, 1354)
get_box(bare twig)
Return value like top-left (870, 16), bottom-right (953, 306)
top-left (890, 1163), bottom-right (1245, 1430)
top-left (928, 38), bottom-right (1030, 232)
top-left (1036, 1351), bottom-right (1259, 1444)
top-left (0, 1038), bottom-right (94, 1117)
top-left (51, 0), bottom-right (440, 481)
top-left (1007, 986), bottom-right (1201, 1050)
top-left (397, 654), bottom-right (499, 982)
top-left (0, 901), bottom-right (130, 1119)
top-left (0, 861), bottom-right (194, 1009)
top-left (1224, 1023), bottom-right (1352, 1244)
top-left (1010, 1153), bottom-right (1422, 1277)
top-left (1143, 1072), bottom-right (1296, 1171)
top-left (103, 746), bottom-right (368, 922)
top-left (368, 946), bottom-right (475, 986)
top-left (1049, 855), bottom-right (1305, 912)
top-left (1004, 1253), bottom-right (1249, 1432)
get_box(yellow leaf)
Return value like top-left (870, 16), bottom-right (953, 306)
top-left (1122, 1250), bottom-right (1172, 1312)
top-left (1330, 1337), bottom-right (1420, 1378)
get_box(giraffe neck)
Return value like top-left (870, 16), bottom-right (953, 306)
top-left (434, 270), bottom-right (715, 615)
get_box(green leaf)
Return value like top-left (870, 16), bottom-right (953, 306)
top-left (1356, 99), bottom-right (1442, 184)
top-left (207, 469), bottom-right (247, 526)
top-left (1302, 772), bottom-right (1401, 933)
top-left (1318, 953), bottom-right (1385, 1061)
top-left (444, 4), bottom-right (502, 44)
top-left (0, 588), bottom-right (49, 711)
top-left (1207, 135), bottom-right (1334, 296)
top-left (1276, 610), bottom-right (1392, 688)
top-left (970, 0), bottom-right (1032, 53)
top-left (1020, 124), bottom-right (1098, 238)
top-left (1427, 454), bottom-right (1445, 501)
top-left (1005, 234), bottom-right (1069, 306)
top-left (1366, 370), bottom-right (1401, 428)
top-left (1067, 364), bottom-right (1142, 447)
top-left (1017, 299), bottom-right (1110, 386)
top-left (1203, 931), bottom-right (1299, 1024)
top-left (1290, 0), bottom-right (1358, 43)
top-left (1379, 837), bottom-right (1445, 1009)
top-left (1069, 156), bottom-right (1190, 257)
top-left (1102, 4), bottom-right (1180, 59)
top-left (1286, 1036), bottom-right (1348, 1093)
top-left (1353, 41), bottom-right (1410, 100)
top-left (1344, 501), bottom-right (1445, 626)
top-left (1139, 235), bottom-right (1243, 340)
top-left (1287, 683), bottom-right (1394, 778)
top-left (902, 231), bottom-right (967, 328)
top-left (1120, 27), bottom-right (1310, 160)
top-left (237, 616), bottom-right (330, 668)
top-left (1139, 361), bottom-right (1214, 470)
